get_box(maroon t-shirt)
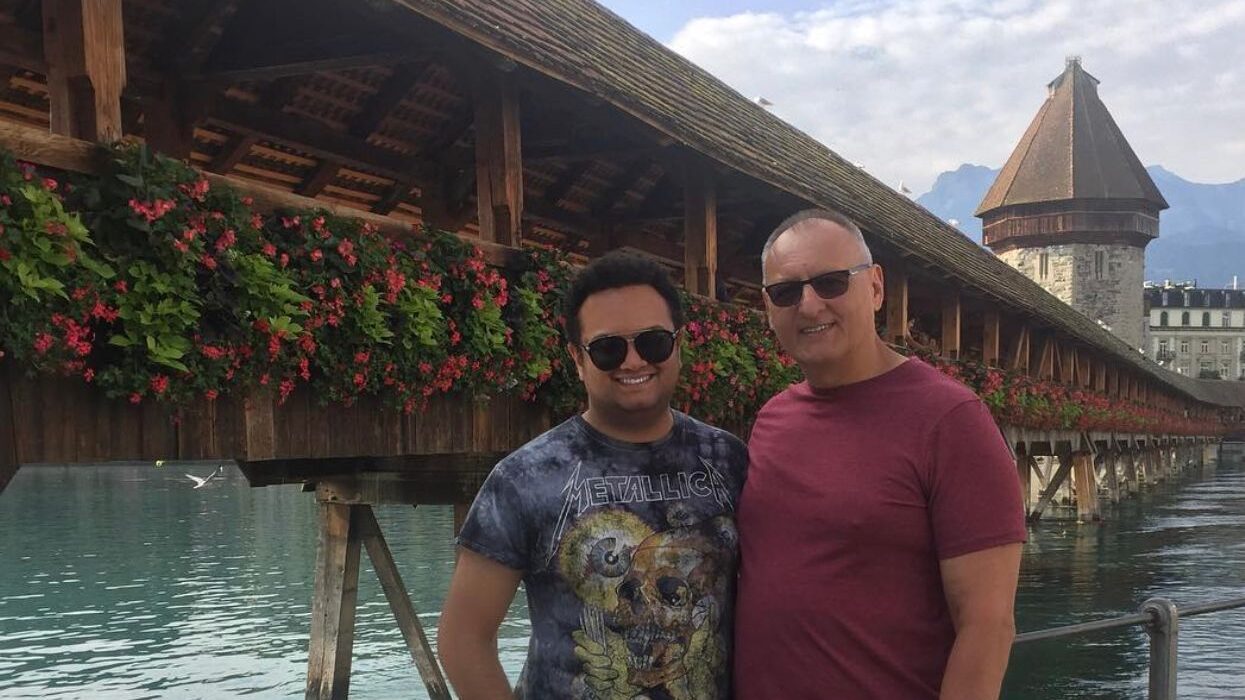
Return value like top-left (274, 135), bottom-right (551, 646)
top-left (735, 358), bottom-right (1027, 699)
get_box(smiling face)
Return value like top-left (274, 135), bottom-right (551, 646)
top-left (570, 284), bottom-right (681, 429)
top-left (762, 218), bottom-right (884, 382)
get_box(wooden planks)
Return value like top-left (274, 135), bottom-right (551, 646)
top-left (940, 292), bottom-right (960, 359)
top-left (982, 310), bottom-right (1001, 365)
top-left (884, 264), bottom-right (908, 345)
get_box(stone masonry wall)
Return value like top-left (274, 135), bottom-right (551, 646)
top-left (998, 244), bottom-right (1146, 350)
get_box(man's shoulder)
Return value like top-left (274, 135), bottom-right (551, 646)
top-left (678, 411), bottom-right (746, 450)
top-left (900, 359), bottom-right (982, 408)
top-left (489, 417), bottom-right (583, 479)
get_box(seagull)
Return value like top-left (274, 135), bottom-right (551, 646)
top-left (898, 180), bottom-right (913, 195)
top-left (186, 465), bottom-right (223, 489)
top-left (753, 96), bottom-right (774, 107)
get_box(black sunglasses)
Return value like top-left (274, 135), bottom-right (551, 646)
top-left (763, 263), bottom-right (873, 307)
top-left (580, 328), bottom-right (681, 371)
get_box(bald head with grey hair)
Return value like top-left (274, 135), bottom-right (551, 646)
top-left (760, 208), bottom-right (873, 282)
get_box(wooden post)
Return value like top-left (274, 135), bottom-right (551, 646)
top-left (1016, 450), bottom-right (1031, 514)
top-left (983, 310), bottom-right (1001, 365)
top-left (884, 264), bottom-right (908, 345)
top-left (1008, 325), bottom-right (1030, 372)
top-left (683, 160), bottom-right (717, 297)
top-left (307, 502), bottom-right (363, 700)
top-left (1124, 450), bottom-right (1139, 494)
top-left (1104, 451), bottom-right (1121, 504)
top-left (1072, 451), bottom-right (1099, 522)
top-left (453, 502), bottom-right (470, 536)
top-left (358, 507), bottom-right (452, 700)
top-left (1094, 359), bottom-right (1107, 392)
top-left (1059, 345), bottom-right (1075, 385)
top-left (43, 0), bottom-right (127, 142)
top-left (0, 367), bottom-right (17, 495)
top-left (474, 68), bottom-right (522, 246)
top-left (941, 292), bottom-right (961, 359)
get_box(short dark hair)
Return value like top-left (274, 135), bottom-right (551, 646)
top-left (562, 251), bottom-right (684, 344)
top-left (761, 208), bottom-right (870, 268)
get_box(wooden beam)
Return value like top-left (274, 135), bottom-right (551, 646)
top-left (1037, 337), bottom-right (1055, 379)
top-left (159, 0), bottom-right (240, 74)
top-left (543, 161), bottom-right (594, 208)
top-left (941, 291), bottom-right (961, 359)
top-left (306, 502), bottom-right (362, 700)
top-left (357, 507), bottom-right (451, 700)
top-left (0, 367), bottom-right (18, 495)
top-left (348, 63), bottom-right (427, 139)
top-left (43, 0), bottom-right (127, 142)
top-left (523, 143), bottom-right (667, 164)
top-left (298, 160), bottom-right (342, 198)
top-left (1078, 352), bottom-right (1092, 388)
top-left (194, 50), bottom-right (427, 84)
top-left (884, 263), bottom-right (909, 345)
top-left (1059, 343), bottom-right (1075, 384)
top-left (1094, 359), bottom-right (1108, 392)
top-left (983, 310), bottom-right (1001, 366)
top-left (1030, 451), bottom-right (1075, 521)
top-left (205, 99), bottom-right (419, 182)
top-left (0, 21), bottom-right (47, 74)
top-left (683, 160), bottom-right (717, 297)
top-left (138, 85), bottom-right (196, 159)
top-left (473, 69), bottom-right (523, 246)
top-left (591, 160), bottom-right (652, 217)
top-left (1008, 325), bottom-right (1030, 371)
top-left (208, 133), bottom-right (258, 174)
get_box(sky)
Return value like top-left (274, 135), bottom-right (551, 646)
top-left (597, 0), bottom-right (1245, 194)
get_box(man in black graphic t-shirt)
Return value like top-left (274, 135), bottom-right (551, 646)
top-left (439, 252), bottom-right (747, 700)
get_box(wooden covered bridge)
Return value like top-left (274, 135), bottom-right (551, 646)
top-left (1, 0), bottom-right (1243, 697)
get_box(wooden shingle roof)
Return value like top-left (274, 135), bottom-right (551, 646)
top-left (391, 0), bottom-right (1244, 408)
top-left (977, 58), bottom-right (1169, 215)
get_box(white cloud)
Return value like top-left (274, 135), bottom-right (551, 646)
top-left (668, 0), bottom-right (1245, 194)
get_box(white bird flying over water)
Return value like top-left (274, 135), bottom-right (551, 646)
top-left (185, 465), bottom-right (223, 489)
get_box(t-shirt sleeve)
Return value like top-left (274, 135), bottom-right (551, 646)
top-left (927, 399), bottom-right (1028, 561)
top-left (456, 462), bottom-right (531, 572)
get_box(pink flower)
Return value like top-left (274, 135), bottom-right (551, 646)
top-left (33, 333), bottom-right (55, 354)
top-left (309, 248), bottom-right (323, 262)
top-left (83, 368), bottom-right (95, 382)
top-left (205, 389), bottom-right (219, 401)
top-left (200, 254), bottom-right (217, 270)
top-left (262, 243), bottom-right (277, 258)
top-left (129, 393), bottom-right (142, 404)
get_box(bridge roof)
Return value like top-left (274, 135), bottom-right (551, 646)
top-left (394, 0), bottom-right (1244, 408)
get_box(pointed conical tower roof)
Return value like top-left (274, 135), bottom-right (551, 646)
top-left (976, 58), bottom-right (1168, 216)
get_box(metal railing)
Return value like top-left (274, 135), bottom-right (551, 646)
top-left (1013, 595), bottom-right (1245, 699)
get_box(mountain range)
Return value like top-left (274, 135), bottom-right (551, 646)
top-left (916, 164), bottom-right (1245, 288)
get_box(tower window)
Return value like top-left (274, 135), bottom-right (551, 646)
top-left (1159, 311), bottom-right (1168, 327)
top-left (1200, 340), bottom-right (1210, 354)
top-left (1222, 312), bottom-right (1231, 327)
top-left (1202, 311), bottom-right (1211, 327)
top-left (1223, 340), bottom-right (1232, 353)
top-left (1180, 340), bottom-right (1190, 353)
top-left (1182, 312), bottom-right (1190, 326)
top-left (1039, 253), bottom-right (1049, 280)
top-left (1094, 251), bottom-right (1105, 280)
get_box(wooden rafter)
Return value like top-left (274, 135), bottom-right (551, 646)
top-left (208, 133), bottom-right (259, 174)
top-left (543, 160), bottom-right (595, 208)
top-left (348, 63), bottom-right (428, 140)
top-left (158, 0), bottom-right (241, 74)
top-left (204, 99), bottom-right (418, 181)
top-left (590, 160), bottom-right (653, 217)
top-left (194, 50), bottom-right (427, 84)
top-left (298, 160), bottom-right (342, 198)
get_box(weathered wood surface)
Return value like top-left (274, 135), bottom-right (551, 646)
top-left (306, 502), bottom-right (362, 700)
top-left (1, 364), bottom-right (549, 498)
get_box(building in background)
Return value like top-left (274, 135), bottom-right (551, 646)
top-left (976, 58), bottom-right (1167, 352)
top-left (1146, 282), bottom-right (1245, 379)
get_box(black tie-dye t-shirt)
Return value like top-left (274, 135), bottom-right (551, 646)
top-left (457, 411), bottom-right (747, 700)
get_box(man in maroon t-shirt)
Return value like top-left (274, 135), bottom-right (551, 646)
top-left (735, 209), bottom-right (1027, 699)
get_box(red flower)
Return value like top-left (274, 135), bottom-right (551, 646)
top-left (33, 333), bottom-right (55, 354)
top-left (114, 280), bottom-right (128, 294)
top-left (205, 389), bottom-right (219, 401)
top-left (150, 374), bottom-right (169, 395)
top-left (200, 254), bottom-right (217, 270)
top-left (129, 393), bottom-right (142, 404)
top-left (0, 248), bottom-right (9, 262)
top-left (310, 248), bottom-right (323, 262)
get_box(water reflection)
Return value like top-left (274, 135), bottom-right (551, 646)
top-left (1, 459), bottom-right (1242, 698)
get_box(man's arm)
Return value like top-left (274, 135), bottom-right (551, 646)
top-left (437, 547), bottom-right (524, 700)
top-left (938, 542), bottom-right (1022, 700)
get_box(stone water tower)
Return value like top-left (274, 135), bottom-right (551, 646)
top-left (976, 58), bottom-right (1168, 350)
